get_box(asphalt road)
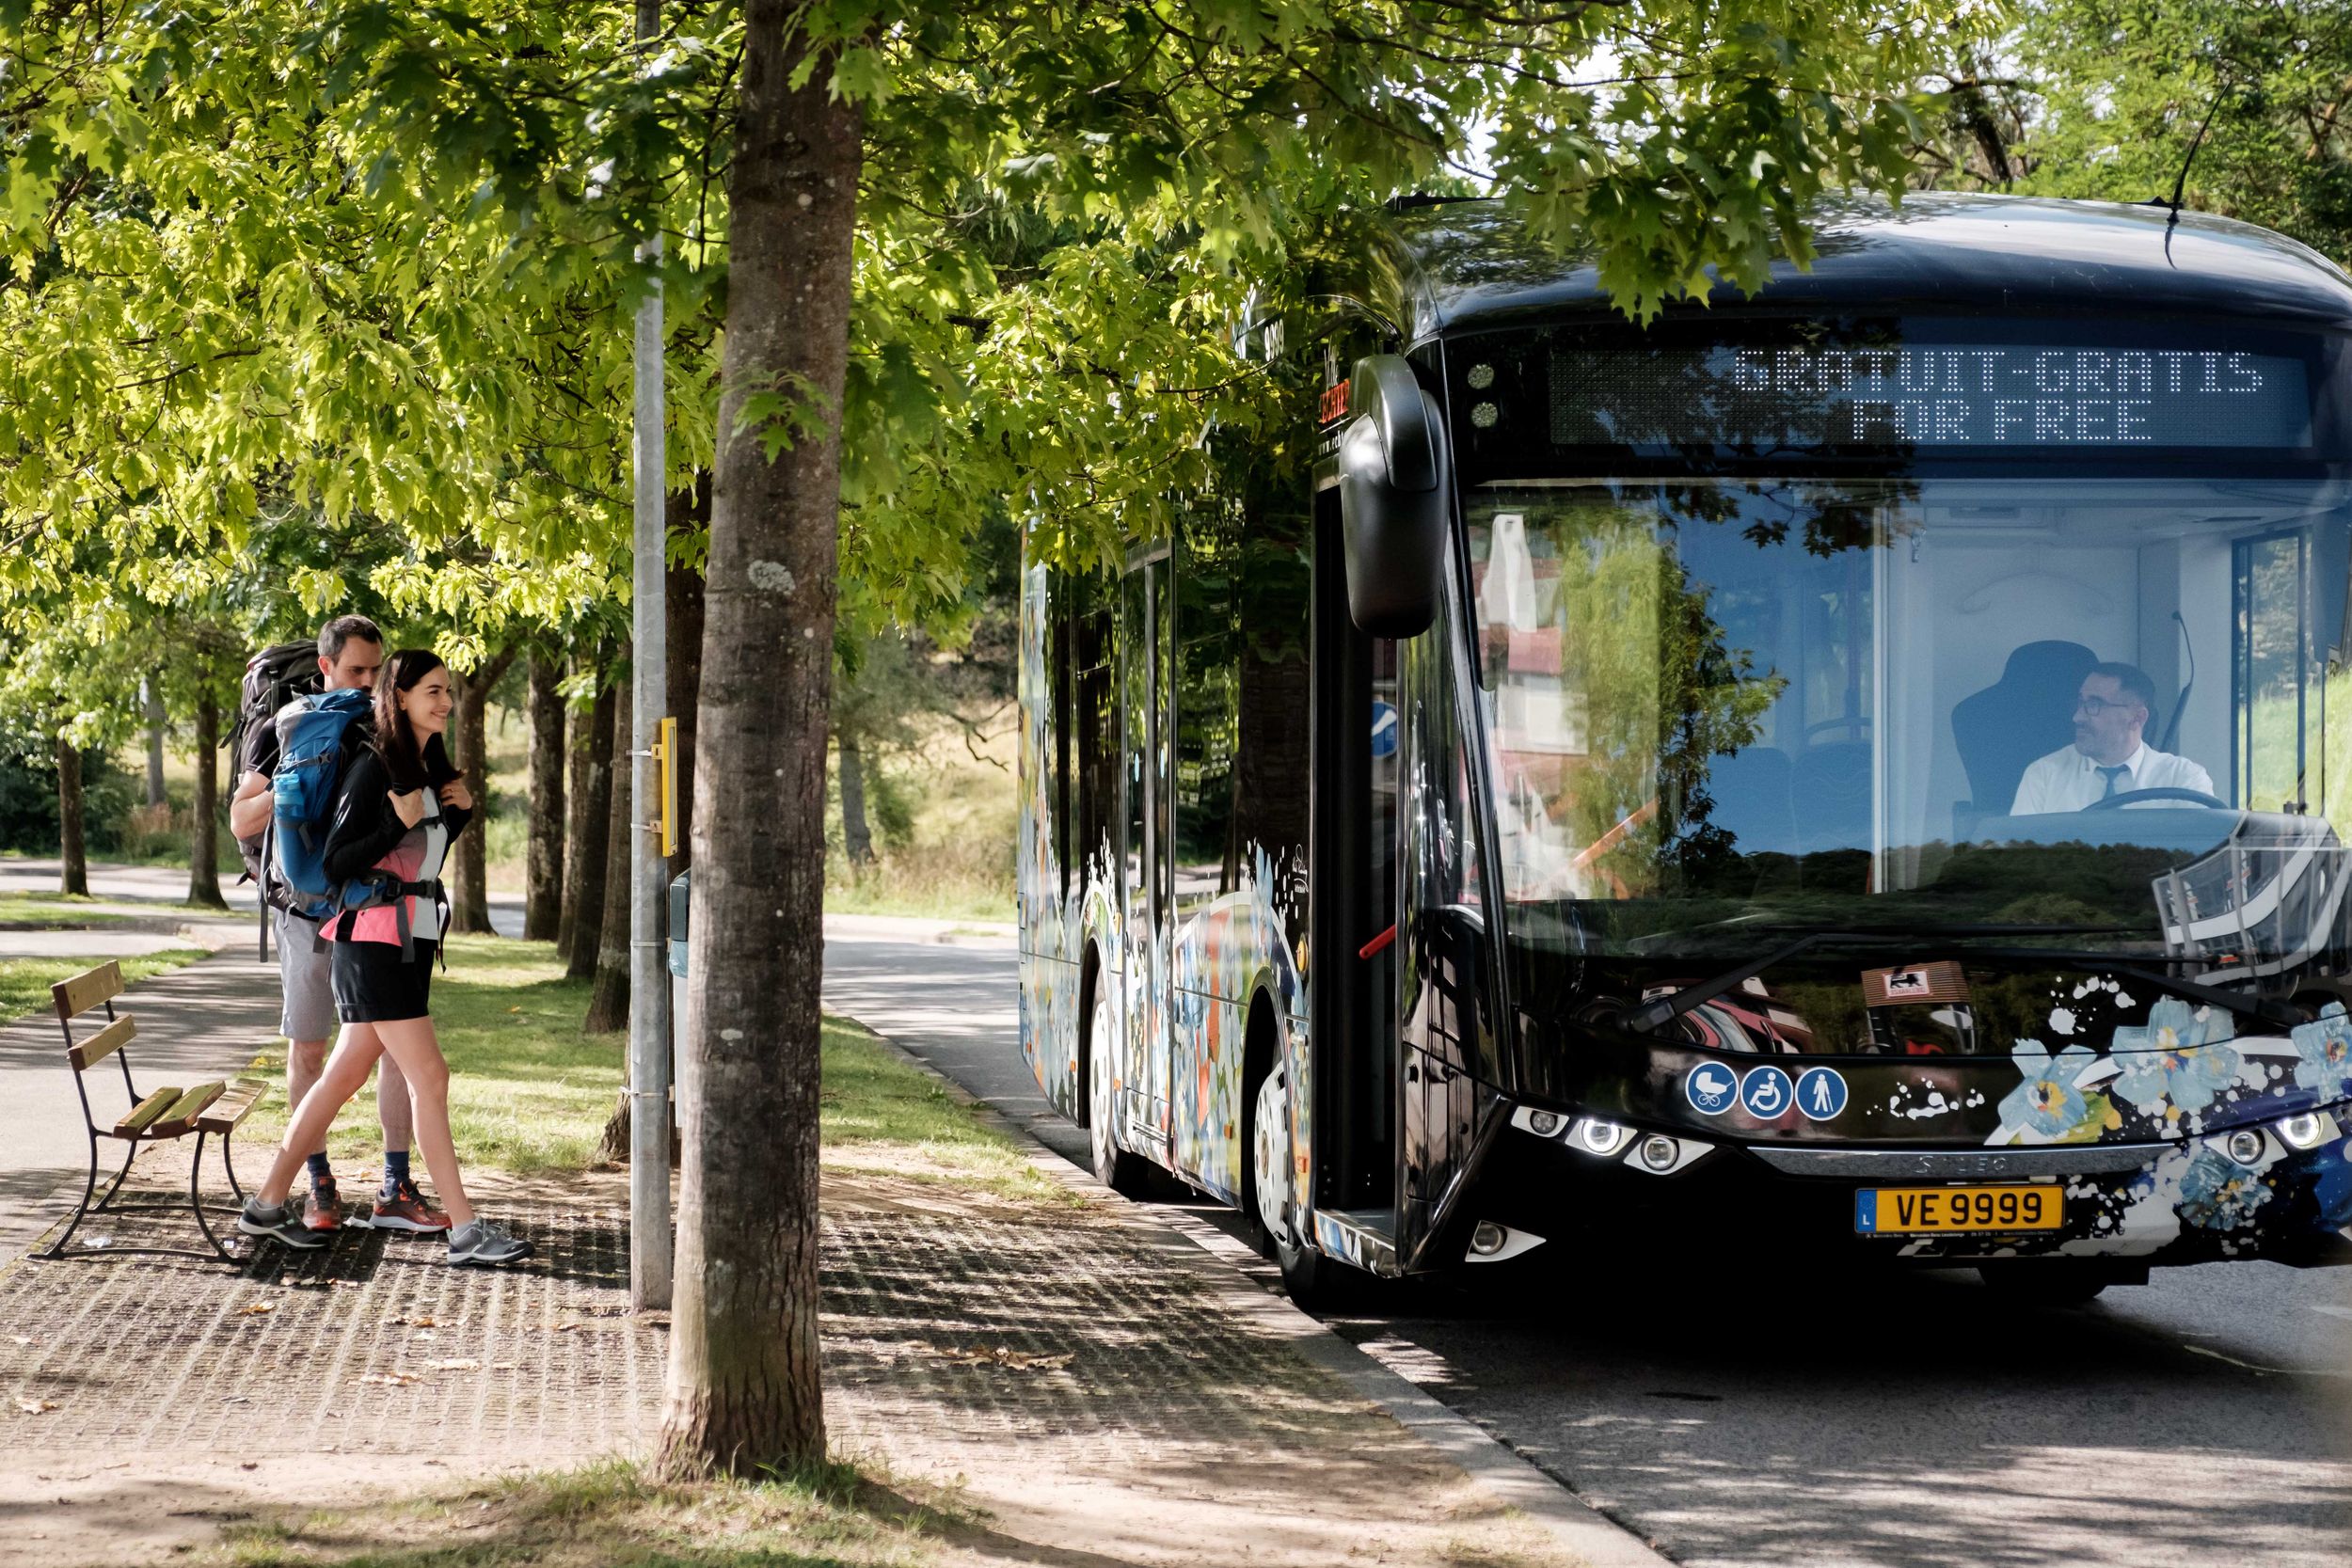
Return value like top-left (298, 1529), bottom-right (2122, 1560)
top-left (823, 932), bottom-right (2352, 1568)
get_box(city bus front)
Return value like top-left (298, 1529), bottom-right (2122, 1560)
top-left (1361, 267), bottom-right (2352, 1290)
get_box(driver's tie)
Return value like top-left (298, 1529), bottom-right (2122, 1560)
top-left (2097, 764), bottom-right (2130, 800)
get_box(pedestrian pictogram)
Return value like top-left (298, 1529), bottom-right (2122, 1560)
top-left (1796, 1066), bottom-right (1850, 1121)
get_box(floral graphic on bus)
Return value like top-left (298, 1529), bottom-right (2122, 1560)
top-left (2290, 1003), bottom-right (2352, 1102)
top-left (1997, 1040), bottom-right (2105, 1139)
top-left (2109, 1000), bottom-right (2242, 1116)
top-left (2174, 1146), bottom-right (2275, 1231)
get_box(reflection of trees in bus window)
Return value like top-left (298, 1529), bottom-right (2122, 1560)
top-left (1400, 559), bottom-right (1498, 1085)
top-left (1169, 494), bottom-right (1311, 930)
top-left (1174, 509), bottom-right (1236, 919)
top-left (1467, 489), bottom-right (1785, 903)
top-left (1073, 583), bottom-right (1117, 882)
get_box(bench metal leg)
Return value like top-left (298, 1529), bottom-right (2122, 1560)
top-left (88, 1139), bottom-right (138, 1215)
top-left (40, 1127), bottom-right (103, 1259)
top-left (219, 1132), bottom-right (246, 1205)
top-left (38, 1132), bottom-right (246, 1266)
top-left (186, 1132), bottom-right (239, 1263)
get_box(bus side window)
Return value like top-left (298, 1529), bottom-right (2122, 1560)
top-left (1074, 590), bottom-right (1116, 895)
top-left (1173, 514), bottom-right (1237, 919)
top-left (1052, 582), bottom-right (1073, 902)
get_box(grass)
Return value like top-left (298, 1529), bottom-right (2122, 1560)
top-left (242, 933), bottom-right (618, 1177)
top-left (0, 949), bottom-right (212, 1023)
top-left (0, 893), bottom-right (133, 927)
top-left (822, 708), bottom-right (1015, 924)
top-left (820, 1014), bottom-right (1079, 1207)
top-left (214, 1456), bottom-right (963, 1568)
top-left (238, 937), bottom-right (1068, 1206)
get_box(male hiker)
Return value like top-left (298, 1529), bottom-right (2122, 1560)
top-left (228, 615), bottom-right (447, 1235)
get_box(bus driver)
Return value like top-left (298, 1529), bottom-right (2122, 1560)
top-left (2010, 662), bottom-right (2215, 815)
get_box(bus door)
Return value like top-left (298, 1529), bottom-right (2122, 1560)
top-left (1309, 493), bottom-right (1401, 1244)
top-left (1393, 545), bottom-right (1503, 1270)
top-left (1120, 546), bottom-right (1174, 1148)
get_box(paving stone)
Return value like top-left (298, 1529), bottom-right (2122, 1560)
top-left (0, 1183), bottom-right (1359, 1472)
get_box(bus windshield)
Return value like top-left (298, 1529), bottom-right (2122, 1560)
top-left (1461, 476), bottom-right (2352, 965)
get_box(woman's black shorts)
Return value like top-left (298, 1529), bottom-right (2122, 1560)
top-left (331, 938), bottom-right (437, 1023)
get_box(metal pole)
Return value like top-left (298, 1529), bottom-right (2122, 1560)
top-left (628, 0), bottom-right (673, 1312)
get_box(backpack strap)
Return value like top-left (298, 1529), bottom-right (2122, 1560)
top-left (256, 816), bottom-right (275, 964)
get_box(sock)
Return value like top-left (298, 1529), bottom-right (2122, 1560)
top-left (383, 1149), bottom-right (411, 1194)
top-left (306, 1152), bottom-right (332, 1189)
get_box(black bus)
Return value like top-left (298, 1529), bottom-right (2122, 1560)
top-left (1016, 194), bottom-right (2352, 1304)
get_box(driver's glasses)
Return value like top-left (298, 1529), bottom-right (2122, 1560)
top-left (2074, 696), bottom-right (2135, 717)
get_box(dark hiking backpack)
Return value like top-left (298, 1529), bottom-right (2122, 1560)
top-left (228, 641), bottom-right (324, 893)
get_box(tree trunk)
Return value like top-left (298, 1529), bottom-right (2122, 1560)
top-left (56, 736), bottom-right (87, 896)
top-left (525, 656), bottom-right (567, 942)
top-left (564, 677), bottom-right (617, 979)
top-left (449, 645), bottom-right (517, 936)
top-left (142, 677), bottom-right (167, 809)
top-left (585, 666), bottom-right (634, 1034)
top-left (836, 732), bottom-right (875, 865)
top-left (667, 478), bottom-right (709, 876)
top-left (657, 11), bottom-right (859, 1481)
top-left (187, 690), bottom-right (227, 909)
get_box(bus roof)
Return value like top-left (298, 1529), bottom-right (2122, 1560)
top-left (1380, 194), bottom-right (2352, 341)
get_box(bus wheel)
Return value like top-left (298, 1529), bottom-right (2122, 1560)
top-left (1976, 1263), bottom-right (2111, 1307)
top-left (1251, 1063), bottom-right (1333, 1307)
top-left (1088, 988), bottom-right (1157, 1199)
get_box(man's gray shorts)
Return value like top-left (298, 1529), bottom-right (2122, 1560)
top-left (273, 905), bottom-right (337, 1042)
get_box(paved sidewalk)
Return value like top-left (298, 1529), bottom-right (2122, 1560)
top-left (0, 962), bottom-right (1605, 1568)
top-left (0, 952), bottom-right (282, 1260)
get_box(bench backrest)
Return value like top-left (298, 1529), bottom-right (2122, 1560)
top-left (52, 962), bottom-right (135, 1073)
top-left (53, 960), bottom-right (124, 1024)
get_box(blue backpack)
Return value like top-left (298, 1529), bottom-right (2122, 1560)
top-left (264, 689), bottom-right (391, 929)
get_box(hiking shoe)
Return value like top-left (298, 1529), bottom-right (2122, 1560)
top-left (369, 1179), bottom-right (452, 1235)
top-left (447, 1219), bottom-right (532, 1268)
top-left (303, 1175), bottom-right (343, 1233)
top-left (238, 1197), bottom-right (328, 1250)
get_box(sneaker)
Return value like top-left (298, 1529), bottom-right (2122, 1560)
top-left (447, 1219), bottom-right (533, 1268)
top-left (303, 1175), bottom-right (342, 1233)
top-left (369, 1179), bottom-right (453, 1235)
top-left (237, 1197), bottom-right (328, 1250)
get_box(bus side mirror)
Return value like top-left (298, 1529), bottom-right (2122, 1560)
top-left (1339, 355), bottom-right (1450, 639)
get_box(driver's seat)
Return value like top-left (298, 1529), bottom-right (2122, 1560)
top-left (1951, 641), bottom-right (2100, 828)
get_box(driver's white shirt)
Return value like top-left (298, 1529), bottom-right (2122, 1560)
top-left (2010, 741), bottom-right (2215, 815)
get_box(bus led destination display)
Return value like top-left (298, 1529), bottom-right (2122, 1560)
top-left (1548, 340), bottom-right (2315, 451)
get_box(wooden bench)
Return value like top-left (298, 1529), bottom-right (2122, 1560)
top-left (43, 960), bottom-right (267, 1262)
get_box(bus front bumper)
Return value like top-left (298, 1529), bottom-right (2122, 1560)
top-left (1472, 1109), bottom-right (2352, 1269)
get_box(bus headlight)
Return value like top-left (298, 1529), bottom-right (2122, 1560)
top-left (1528, 1110), bottom-right (1564, 1138)
top-left (1573, 1118), bottom-right (1635, 1157)
top-left (2277, 1112), bottom-right (2335, 1151)
top-left (2225, 1128), bottom-right (2266, 1166)
top-left (1637, 1134), bottom-right (1680, 1172)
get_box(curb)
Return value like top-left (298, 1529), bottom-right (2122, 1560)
top-left (844, 1016), bottom-right (1678, 1568)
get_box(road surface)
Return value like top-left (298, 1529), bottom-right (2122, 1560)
top-left (821, 930), bottom-right (2352, 1568)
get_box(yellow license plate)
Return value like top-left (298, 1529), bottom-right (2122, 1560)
top-left (1855, 1185), bottom-right (2064, 1235)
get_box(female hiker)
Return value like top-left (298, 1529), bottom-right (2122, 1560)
top-left (238, 648), bottom-right (532, 1267)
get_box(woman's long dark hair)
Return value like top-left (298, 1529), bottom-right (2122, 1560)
top-left (373, 648), bottom-right (455, 790)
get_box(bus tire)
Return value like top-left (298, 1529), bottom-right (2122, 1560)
top-left (1088, 984), bottom-right (1157, 1199)
top-left (1250, 1057), bottom-right (1337, 1308)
